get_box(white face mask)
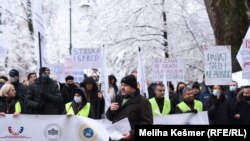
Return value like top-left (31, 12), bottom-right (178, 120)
top-left (74, 96), bottom-right (82, 103)
top-left (212, 90), bottom-right (221, 96)
top-left (229, 86), bottom-right (236, 92)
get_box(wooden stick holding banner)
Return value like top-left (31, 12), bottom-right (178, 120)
top-left (38, 32), bottom-right (43, 69)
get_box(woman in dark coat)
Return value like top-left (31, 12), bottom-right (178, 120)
top-left (204, 85), bottom-right (232, 124)
top-left (80, 77), bottom-right (104, 119)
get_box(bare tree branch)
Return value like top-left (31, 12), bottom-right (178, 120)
top-left (0, 6), bottom-right (28, 21)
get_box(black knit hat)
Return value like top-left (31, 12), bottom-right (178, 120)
top-left (121, 75), bottom-right (137, 90)
top-left (39, 67), bottom-right (50, 75)
top-left (65, 75), bottom-right (74, 81)
top-left (9, 69), bottom-right (19, 77)
top-left (192, 82), bottom-right (200, 89)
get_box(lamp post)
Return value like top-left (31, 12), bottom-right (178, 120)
top-left (69, 0), bottom-right (72, 55)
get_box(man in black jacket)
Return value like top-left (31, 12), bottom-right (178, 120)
top-left (234, 86), bottom-right (250, 124)
top-left (106, 75), bottom-right (153, 141)
top-left (25, 67), bottom-right (63, 114)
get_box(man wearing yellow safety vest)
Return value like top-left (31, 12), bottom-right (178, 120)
top-left (175, 87), bottom-right (203, 113)
top-left (0, 83), bottom-right (21, 117)
top-left (149, 83), bottom-right (173, 116)
top-left (65, 88), bottom-right (95, 118)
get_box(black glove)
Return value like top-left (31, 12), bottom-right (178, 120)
top-left (190, 109), bottom-right (198, 113)
top-left (37, 96), bottom-right (45, 109)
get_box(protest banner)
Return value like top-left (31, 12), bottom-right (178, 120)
top-left (49, 64), bottom-right (65, 82)
top-left (204, 46), bottom-right (232, 85)
top-left (0, 115), bottom-right (109, 141)
top-left (152, 58), bottom-right (185, 82)
top-left (72, 48), bottom-right (101, 69)
top-left (241, 39), bottom-right (250, 79)
top-left (153, 111), bottom-right (209, 125)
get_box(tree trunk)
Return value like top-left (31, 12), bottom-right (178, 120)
top-left (204, 0), bottom-right (249, 72)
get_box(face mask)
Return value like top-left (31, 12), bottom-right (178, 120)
top-left (229, 86), bottom-right (236, 92)
top-left (212, 90), bottom-right (221, 96)
top-left (184, 97), bottom-right (194, 104)
top-left (9, 77), bottom-right (16, 83)
top-left (74, 96), bottom-right (82, 103)
top-left (42, 74), bottom-right (50, 81)
top-left (67, 83), bottom-right (74, 87)
top-left (244, 96), bottom-right (250, 101)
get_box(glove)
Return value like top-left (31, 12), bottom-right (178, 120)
top-left (190, 109), bottom-right (198, 113)
top-left (37, 99), bottom-right (45, 109)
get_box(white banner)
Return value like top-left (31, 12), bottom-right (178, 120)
top-left (72, 48), bottom-right (101, 69)
top-left (0, 115), bottom-right (109, 141)
top-left (137, 48), bottom-right (148, 98)
top-left (237, 26), bottom-right (250, 69)
top-left (32, 0), bottom-right (48, 67)
top-left (100, 46), bottom-right (110, 114)
top-left (204, 46), bottom-right (232, 85)
top-left (152, 58), bottom-right (185, 82)
top-left (243, 58), bottom-right (250, 79)
top-left (241, 39), bottom-right (250, 79)
top-left (63, 57), bottom-right (85, 83)
top-left (49, 64), bottom-right (65, 82)
top-left (32, 0), bottom-right (45, 36)
top-left (65, 69), bottom-right (85, 83)
top-left (163, 73), bottom-right (169, 99)
top-left (154, 111), bottom-right (209, 125)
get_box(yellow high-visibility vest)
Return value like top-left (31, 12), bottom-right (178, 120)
top-left (15, 101), bottom-right (21, 113)
top-left (65, 102), bottom-right (90, 117)
top-left (177, 100), bottom-right (203, 113)
top-left (149, 98), bottom-right (171, 116)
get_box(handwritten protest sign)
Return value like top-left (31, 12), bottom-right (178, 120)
top-left (63, 57), bottom-right (85, 83)
top-left (241, 39), bottom-right (250, 79)
top-left (152, 58), bottom-right (185, 82)
top-left (65, 69), bottom-right (85, 82)
top-left (49, 64), bottom-right (65, 82)
top-left (204, 46), bottom-right (232, 85)
top-left (72, 48), bottom-right (101, 69)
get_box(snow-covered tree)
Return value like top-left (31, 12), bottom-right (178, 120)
top-left (91, 0), bottom-right (170, 79)
top-left (0, 0), bottom-right (36, 80)
top-left (91, 0), bottom-right (214, 81)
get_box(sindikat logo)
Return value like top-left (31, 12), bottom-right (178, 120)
top-left (8, 126), bottom-right (24, 135)
top-left (0, 126), bottom-right (31, 139)
top-left (79, 124), bottom-right (97, 141)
